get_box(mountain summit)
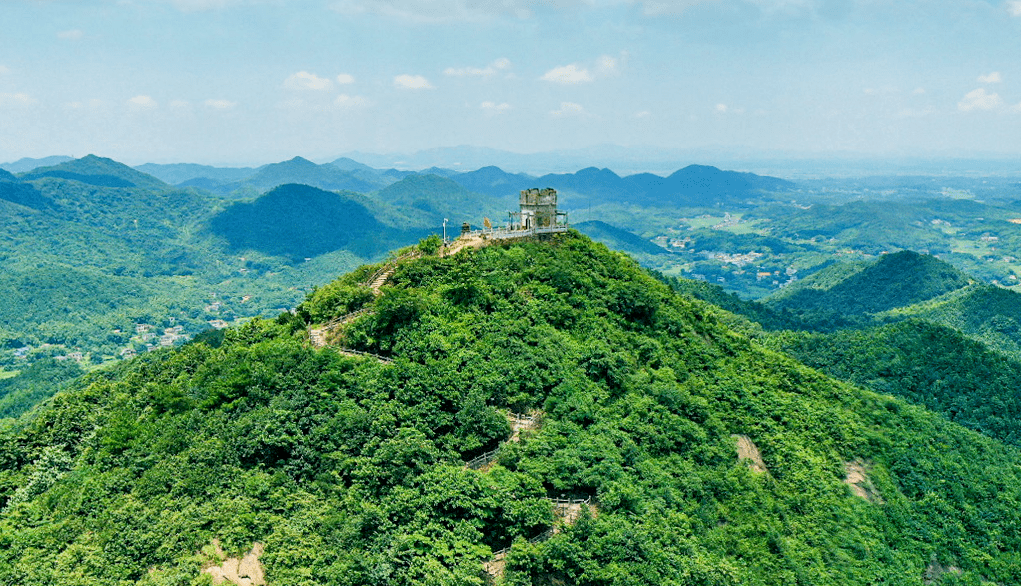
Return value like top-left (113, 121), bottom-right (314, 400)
top-left (21, 154), bottom-right (168, 189)
top-left (0, 232), bottom-right (1018, 584)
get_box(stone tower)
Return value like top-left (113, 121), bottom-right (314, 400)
top-left (511, 188), bottom-right (567, 231)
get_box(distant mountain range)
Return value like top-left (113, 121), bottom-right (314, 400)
top-left (0, 155), bottom-right (73, 173)
top-left (132, 156), bottom-right (795, 209)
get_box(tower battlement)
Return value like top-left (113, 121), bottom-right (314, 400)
top-left (510, 187), bottom-right (568, 231)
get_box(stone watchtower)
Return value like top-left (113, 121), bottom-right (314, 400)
top-left (510, 188), bottom-right (568, 231)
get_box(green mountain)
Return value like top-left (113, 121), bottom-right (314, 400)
top-left (0, 156), bottom-right (73, 174)
top-left (768, 319), bottom-right (1021, 447)
top-left (880, 283), bottom-right (1021, 358)
top-left (227, 156), bottom-right (384, 194)
top-left (575, 220), bottom-right (670, 257)
top-left (21, 154), bottom-right (168, 190)
top-left (208, 183), bottom-right (419, 261)
top-left (0, 178), bottom-right (53, 211)
top-left (766, 250), bottom-right (973, 325)
top-left (1, 232), bottom-right (1019, 585)
top-left (134, 163), bottom-right (256, 186)
top-left (373, 173), bottom-right (512, 228)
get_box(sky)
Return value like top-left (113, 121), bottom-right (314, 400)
top-left (2, 0), bottom-right (1021, 166)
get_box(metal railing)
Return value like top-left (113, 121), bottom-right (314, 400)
top-left (460, 225), bottom-right (569, 242)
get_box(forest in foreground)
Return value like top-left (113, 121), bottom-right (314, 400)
top-left (0, 232), bottom-right (1018, 585)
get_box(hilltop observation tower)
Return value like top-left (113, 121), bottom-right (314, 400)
top-left (508, 188), bottom-right (569, 233)
top-left (448, 187), bottom-right (568, 247)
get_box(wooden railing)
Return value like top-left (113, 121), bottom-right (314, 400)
top-left (337, 348), bottom-right (392, 364)
top-left (465, 448), bottom-right (501, 470)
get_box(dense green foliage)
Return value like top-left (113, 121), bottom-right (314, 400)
top-left (0, 359), bottom-right (84, 420)
top-left (768, 319), bottom-right (1021, 447)
top-left (1, 232), bottom-right (1019, 585)
top-left (766, 250), bottom-right (973, 319)
top-left (886, 284), bottom-right (1021, 358)
top-left (660, 275), bottom-right (804, 332)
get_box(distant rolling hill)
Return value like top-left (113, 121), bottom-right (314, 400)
top-left (0, 155), bottom-right (73, 173)
top-left (536, 164), bottom-right (795, 208)
top-left (224, 156), bottom-right (385, 194)
top-left (0, 178), bottom-right (54, 211)
top-left (208, 183), bottom-right (420, 261)
top-left (373, 173), bottom-right (513, 228)
top-left (445, 165), bottom-right (537, 198)
top-left (135, 162), bottom-right (257, 185)
top-left (574, 220), bottom-right (670, 257)
top-left (21, 154), bottom-right (168, 190)
top-left (766, 250), bottom-right (974, 319)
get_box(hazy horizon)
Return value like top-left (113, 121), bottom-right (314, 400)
top-left (3, 0), bottom-right (1021, 166)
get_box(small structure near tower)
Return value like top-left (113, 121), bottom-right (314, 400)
top-left (509, 188), bottom-right (568, 232)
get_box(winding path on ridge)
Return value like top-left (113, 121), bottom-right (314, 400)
top-left (308, 251), bottom-right (420, 356)
top-left (470, 411), bottom-right (598, 582)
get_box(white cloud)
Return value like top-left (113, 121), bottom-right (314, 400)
top-left (714, 102), bottom-right (745, 114)
top-left (480, 101), bottom-right (511, 114)
top-left (550, 101), bottom-right (585, 117)
top-left (336, 73), bottom-right (355, 85)
top-left (57, 29), bottom-right (84, 41)
top-left (958, 88), bottom-right (1003, 112)
top-left (634, 110), bottom-right (651, 118)
top-left (0, 93), bottom-right (33, 107)
top-left (912, 87), bottom-right (926, 95)
top-left (205, 99), bottom-right (237, 109)
top-left (596, 52), bottom-right (628, 76)
top-left (540, 64), bottom-right (593, 84)
top-left (0, 65), bottom-right (9, 75)
top-left (1009, 1), bottom-right (1021, 17)
top-left (394, 74), bottom-right (434, 89)
top-left (128, 95), bottom-right (158, 110)
top-left (444, 58), bottom-right (512, 77)
top-left (334, 94), bottom-right (371, 108)
top-left (978, 71), bottom-right (1003, 84)
top-left (284, 71), bottom-right (333, 91)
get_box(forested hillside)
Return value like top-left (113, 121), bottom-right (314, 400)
top-left (1, 232), bottom-right (1018, 585)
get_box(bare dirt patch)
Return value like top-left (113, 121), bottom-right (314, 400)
top-left (923, 557), bottom-right (961, 584)
top-left (732, 434), bottom-right (769, 474)
top-left (202, 540), bottom-right (266, 586)
top-left (843, 460), bottom-right (883, 503)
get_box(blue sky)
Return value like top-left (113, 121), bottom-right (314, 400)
top-left (1, 0), bottom-right (1021, 166)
